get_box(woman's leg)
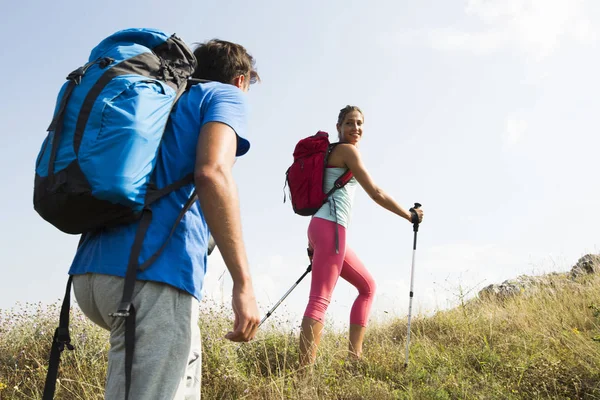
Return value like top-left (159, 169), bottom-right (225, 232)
top-left (299, 317), bottom-right (324, 368)
top-left (299, 217), bottom-right (346, 367)
top-left (348, 324), bottom-right (367, 358)
top-left (340, 247), bottom-right (376, 358)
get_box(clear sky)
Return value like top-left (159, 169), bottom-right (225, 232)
top-left (1, 0), bottom-right (599, 329)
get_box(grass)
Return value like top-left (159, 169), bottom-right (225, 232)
top-left (1, 271), bottom-right (600, 399)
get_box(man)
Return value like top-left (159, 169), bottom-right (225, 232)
top-left (68, 39), bottom-right (261, 399)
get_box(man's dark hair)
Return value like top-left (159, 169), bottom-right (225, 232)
top-left (192, 39), bottom-right (260, 85)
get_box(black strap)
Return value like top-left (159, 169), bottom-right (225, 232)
top-left (139, 190), bottom-right (198, 270)
top-left (47, 81), bottom-right (75, 133)
top-left (43, 234), bottom-right (88, 400)
top-left (113, 188), bottom-right (197, 400)
top-left (186, 77), bottom-right (211, 90)
top-left (330, 198), bottom-right (341, 254)
top-left (113, 82), bottom-right (195, 317)
top-left (47, 81), bottom-right (76, 179)
top-left (145, 173), bottom-right (194, 206)
top-left (109, 209), bottom-right (152, 400)
top-left (124, 305), bottom-right (136, 399)
top-left (323, 165), bottom-right (352, 255)
top-left (43, 276), bottom-right (74, 400)
top-left (47, 59), bottom-right (105, 175)
top-left (47, 61), bottom-right (95, 132)
top-left (73, 53), bottom-right (180, 156)
top-left (115, 209), bottom-right (153, 316)
top-left (283, 169), bottom-right (289, 204)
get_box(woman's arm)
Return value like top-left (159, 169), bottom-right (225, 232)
top-left (338, 144), bottom-right (421, 223)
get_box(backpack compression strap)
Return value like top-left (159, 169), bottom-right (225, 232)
top-left (45, 60), bottom-right (108, 180)
top-left (43, 233), bottom-right (89, 399)
top-left (112, 189), bottom-right (198, 400)
top-left (42, 276), bottom-right (74, 400)
top-left (110, 70), bottom-right (194, 398)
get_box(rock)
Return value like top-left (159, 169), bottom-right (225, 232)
top-left (479, 254), bottom-right (600, 300)
top-left (570, 254), bottom-right (600, 278)
top-left (479, 274), bottom-right (547, 300)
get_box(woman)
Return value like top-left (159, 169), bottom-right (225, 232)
top-left (299, 105), bottom-right (424, 367)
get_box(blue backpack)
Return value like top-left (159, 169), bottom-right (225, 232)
top-left (34, 28), bottom-right (197, 234)
top-left (35, 28), bottom-right (197, 400)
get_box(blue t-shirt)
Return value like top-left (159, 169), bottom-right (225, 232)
top-left (69, 82), bottom-right (250, 300)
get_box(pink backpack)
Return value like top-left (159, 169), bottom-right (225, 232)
top-left (285, 131), bottom-right (353, 216)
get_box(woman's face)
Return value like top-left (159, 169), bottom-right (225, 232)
top-left (337, 110), bottom-right (364, 145)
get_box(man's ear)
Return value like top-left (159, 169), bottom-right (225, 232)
top-left (232, 74), bottom-right (246, 90)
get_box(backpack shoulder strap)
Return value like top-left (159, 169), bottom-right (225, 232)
top-left (325, 142), bottom-right (354, 197)
top-left (325, 168), bottom-right (353, 198)
top-left (325, 142), bottom-right (341, 165)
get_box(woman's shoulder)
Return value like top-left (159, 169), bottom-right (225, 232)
top-left (332, 143), bottom-right (360, 159)
top-left (328, 142), bottom-right (359, 167)
top-left (332, 142), bottom-right (359, 153)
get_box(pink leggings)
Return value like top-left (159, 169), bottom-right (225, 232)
top-left (303, 217), bottom-right (376, 327)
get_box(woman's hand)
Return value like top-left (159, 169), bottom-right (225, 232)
top-left (411, 207), bottom-right (424, 224)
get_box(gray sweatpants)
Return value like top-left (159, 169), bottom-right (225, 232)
top-left (73, 274), bottom-right (201, 400)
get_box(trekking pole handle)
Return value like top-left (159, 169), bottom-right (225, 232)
top-left (409, 202), bottom-right (422, 232)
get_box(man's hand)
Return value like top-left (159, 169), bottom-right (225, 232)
top-left (225, 283), bottom-right (260, 342)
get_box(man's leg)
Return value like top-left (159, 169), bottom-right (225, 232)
top-left (173, 301), bottom-right (201, 399)
top-left (73, 274), bottom-right (201, 400)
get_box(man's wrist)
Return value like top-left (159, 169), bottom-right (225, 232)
top-left (231, 271), bottom-right (253, 288)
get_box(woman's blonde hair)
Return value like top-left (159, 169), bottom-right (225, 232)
top-left (337, 105), bottom-right (364, 127)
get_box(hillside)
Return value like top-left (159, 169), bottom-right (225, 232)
top-left (1, 255), bottom-right (599, 399)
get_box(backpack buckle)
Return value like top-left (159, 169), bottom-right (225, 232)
top-left (99, 57), bottom-right (114, 69)
top-left (109, 302), bottom-right (131, 318)
top-left (67, 67), bottom-right (85, 84)
top-left (109, 310), bottom-right (130, 318)
top-left (55, 327), bottom-right (75, 352)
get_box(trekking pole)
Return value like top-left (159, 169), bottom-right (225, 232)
top-left (404, 202), bottom-right (422, 368)
top-left (258, 248), bottom-right (313, 328)
top-left (207, 234), bottom-right (216, 256)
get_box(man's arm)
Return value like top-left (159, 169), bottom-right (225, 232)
top-left (194, 121), bottom-right (259, 342)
